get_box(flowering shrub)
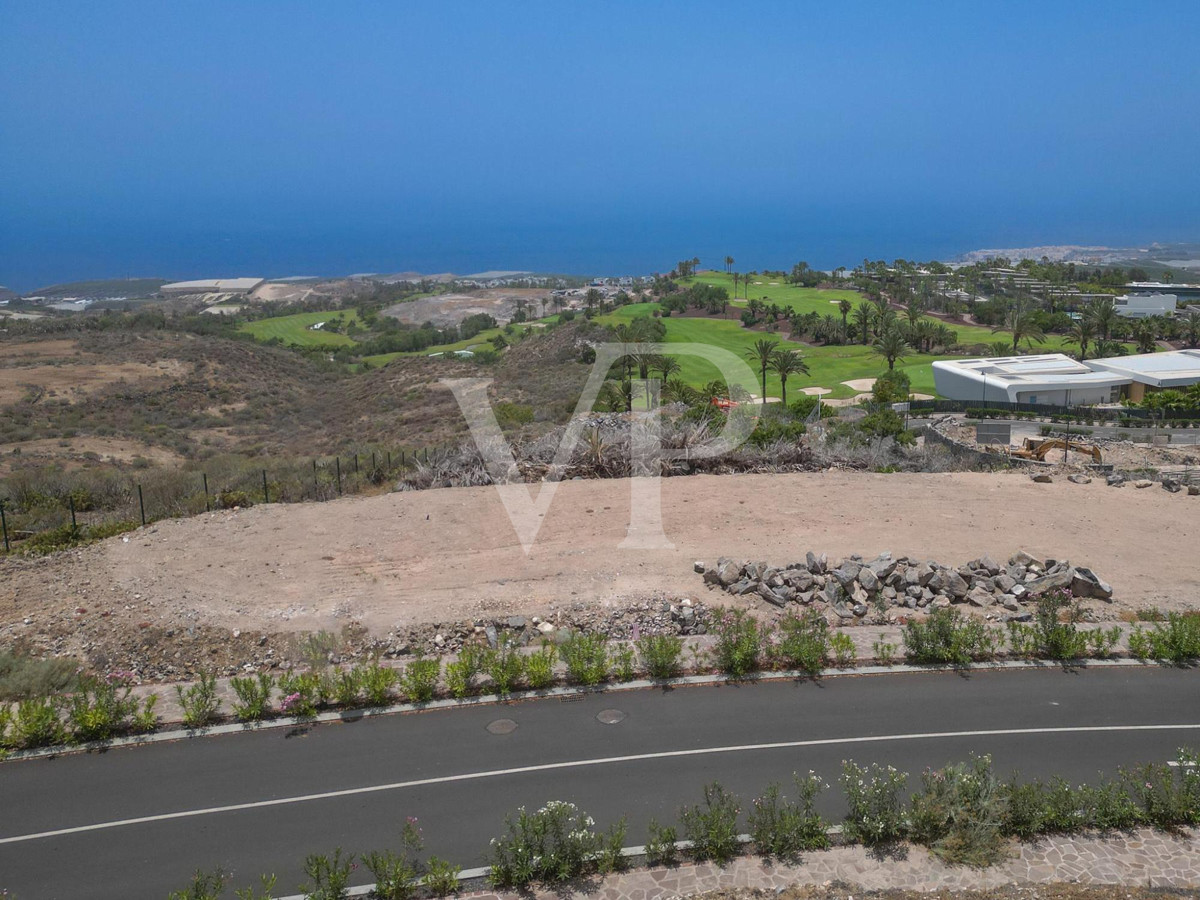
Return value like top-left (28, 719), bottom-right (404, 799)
top-left (400, 656), bottom-right (440, 704)
top-left (1138, 613), bottom-right (1200, 662)
top-left (636, 634), bottom-right (684, 680)
top-left (331, 668), bottom-right (365, 707)
top-left (524, 642), bottom-right (557, 689)
top-left (560, 633), bottom-right (610, 685)
top-left (840, 760), bottom-right (909, 846)
top-left (679, 782), bottom-right (742, 863)
top-left (230, 672), bottom-right (274, 722)
top-left (909, 755), bottom-right (1007, 867)
top-left (487, 800), bottom-right (606, 888)
top-left (771, 610), bottom-right (829, 674)
top-left (175, 672), bottom-right (221, 729)
top-left (277, 671), bottom-right (322, 719)
top-left (710, 609), bottom-right (765, 677)
top-left (748, 773), bottom-right (829, 859)
top-left (6, 695), bottom-right (65, 749)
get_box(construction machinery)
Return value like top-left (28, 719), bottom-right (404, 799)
top-left (1011, 437), bottom-right (1102, 463)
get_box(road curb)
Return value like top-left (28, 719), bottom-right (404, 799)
top-left (1, 656), bottom-right (1159, 763)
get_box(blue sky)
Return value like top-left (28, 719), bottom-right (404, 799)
top-left (2, 1), bottom-right (1199, 289)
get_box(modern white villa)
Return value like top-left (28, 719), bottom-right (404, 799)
top-left (932, 350), bottom-right (1200, 405)
top-left (1114, 292), bottom-right (1178, 318)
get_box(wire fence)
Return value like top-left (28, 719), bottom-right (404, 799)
top-left (0, 445), bottom-right (452, 554)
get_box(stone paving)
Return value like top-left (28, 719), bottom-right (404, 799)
top-left (463, 830), bottom-right (1200, 900)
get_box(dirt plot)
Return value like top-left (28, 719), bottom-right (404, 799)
top-left (3, 472), bottom-right (1196, 651)
top-left (0, 437), bottom-right (183, 475)
top-left (384, 288), bottom-right (550, 327)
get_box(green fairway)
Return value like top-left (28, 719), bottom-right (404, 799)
top-left (685, 271), bottom-right (861, 317)
top-left (362, 316), bottom-right (563, 367)
top-left (240, 310), bottom-right (360, 348)
top-left (597, 303), bottom-right (947, 399)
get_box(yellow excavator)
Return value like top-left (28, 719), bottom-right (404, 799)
top-left (1011, 437), bottom-right (1102, 463)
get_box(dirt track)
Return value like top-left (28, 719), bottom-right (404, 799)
top-left (4, 472), bottom-right (1197, 645)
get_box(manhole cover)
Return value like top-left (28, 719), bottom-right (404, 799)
top-left (596, 709), bottom-right (627, 725)
top-left (486, 718), bottom-right (518, 735)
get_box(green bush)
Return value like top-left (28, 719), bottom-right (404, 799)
top-left (524, 642), bottom-right (557, 689)
top-left (364, 818), bottom-right (423, 900)
top-left (830, 631), bottom-right (855, 668)
top-left (772, 610), bottom-right (829, 674)
top-left (168, 869), bottom-right (228, 900)
top-left (361, 662), bottom-right (399, 707)
top-left (644, 820), bottom-right (679, 867)
top-left (5, 695), bottom-right (66, 749)
top-left (424, 856), bottom-right (461, 896)
top-left (748, 773), bottom-right (829, 859)
top-left (1144, 613), bottom-right (1200, 662)
top-left (176, 672), bottom-right (221, 728)
top-left (679, 783), bottom-right (742, 864)
top-left (636, 634), bottom-right (684, 680)
top-left (872, 639), bottom-right (897, 666)
top-left (302, 848), bottom-right (354, 900)
top-left (230, 672), bottom-right (274, 722)
top-left (711, 609), bottom-right (766, 677)
top-left (277, 670), bottom-right (322, 719)
top-left (0, 650), bottom-right (79, 701)
top-left (68, 673), bottom-right (152, 741)
top-left (909, 755), bottom-right (1008, 868)
top-left (482, 635), bottom-right (525, 696)
top-left (560, 633), bottom-right (610, 685)
top-left (840, 761), bottom-right (909, 846)
top-left (400, 656), bottom-right (440, 703)
top-left (330, 668), bottom-right (365, 707)
top-left (903, 608), bottom-right (999, 666)
top-left (445, 645), bottom-right (486, 699)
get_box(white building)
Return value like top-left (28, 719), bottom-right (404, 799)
top-left (932, 355), bottom-right (1128, 405)
top-left (1114, 292), bottom-right (1177, 318)
top-left (933, 350), bottom-right (1200, 405)
top-left (1084, 350), bottom-right (1200, 402)
top-left (161, 277), bottom-right (264, 295)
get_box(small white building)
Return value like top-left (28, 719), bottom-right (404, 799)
top-left (1114, 292), bottom-right (1177, 318)
top-left (932, 354), bottom-right (1128, 405)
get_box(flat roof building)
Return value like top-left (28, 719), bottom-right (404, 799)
top-left (932, 354), bottom-right (1128, 406)
top-left (1114, 292), bottom-right (1178, 318)
top-left (933, 349), bottom-right (1200, 405)
top-left (161, 277), bottom-right (264, 295)
top-left (1085, 350), bottom-right (1200, 401)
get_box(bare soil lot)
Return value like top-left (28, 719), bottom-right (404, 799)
top-left (384, 288), bottom-right (551, 327)
top-left (3, 472), bottom-right (1196, 667)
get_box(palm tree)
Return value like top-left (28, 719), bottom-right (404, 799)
top-left (731, 273), bottom-right (740, 304)
top-left (1068, 317), bottom-right (1096, 361)
top-left (872, 327), bottom-right (909, 371)
top-left (1133, 320), bottom-right (1157, 354)
top-left (768, 347), bottom-right (809, 406)
top-left (654, 355), bottom-right (681, 384)
top-left (852, 302), bottom-right (873, 345)
top-left (744, 338), bottom-right (779, 406)
top-left (838, 299), bottom-right (852, 341)
top-left (724, 255), bottom-right (734, 273)
top-left (1183, 310), bottom-right (1200, 349)
top-left (993, 304), bottom-right (1045, 354)
top-left (1087, 296), bottom-right (1119, 341)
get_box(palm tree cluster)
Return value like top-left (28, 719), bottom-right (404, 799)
top-left (743, 338), bottom-right (811, 406)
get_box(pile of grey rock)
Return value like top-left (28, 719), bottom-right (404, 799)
top-left (698, 551), bottom-right (1113, 620)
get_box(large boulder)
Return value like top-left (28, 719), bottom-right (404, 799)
top-left (1071, 566), bottom-right (1113, 601)
top-left (832, 562), bottom-right (862, 590)
top-left (1024, 568), bottom-right (1076, 596)
top-left (857, 567), bottom-right (880, 593)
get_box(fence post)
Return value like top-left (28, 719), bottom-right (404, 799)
top-left (202, 473), bottom-right (210, 512)
top-left (401, 449), bottom-right (406, 466)
top-left (262, 469), bottom-right (269, 504)
top-left (138, 485), bottom-right (146, 527)
top-left (354, 454), bottom-right (359, 475)
top-left (335, 457), bottom-right (342, 495)
top-left (69, 495), bottom-right (77, 530)
top-left (387, 450), bottom-right (392, 469)
top-left (0, 500), bottom-right (9, 552)
top-left (372, 451), bottom-right (377, 472)
top-left (313, 459), bottom-right (319, 492)
top-left (424, 448), bottom-right (429, 464)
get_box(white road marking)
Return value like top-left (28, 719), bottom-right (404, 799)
top-left (3, 722), bottom-right (1199, 845)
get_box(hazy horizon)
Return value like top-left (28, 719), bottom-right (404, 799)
top-left (4, 1), bottom-right (1200, 290)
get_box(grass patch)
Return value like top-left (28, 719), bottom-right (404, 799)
top-left (240, 310), bottom-right (360, 348)
top-left (0, 650), bottom-right (80, 701)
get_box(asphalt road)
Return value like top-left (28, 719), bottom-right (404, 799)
top-left (3, 667), bottom-right (1200, 899)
